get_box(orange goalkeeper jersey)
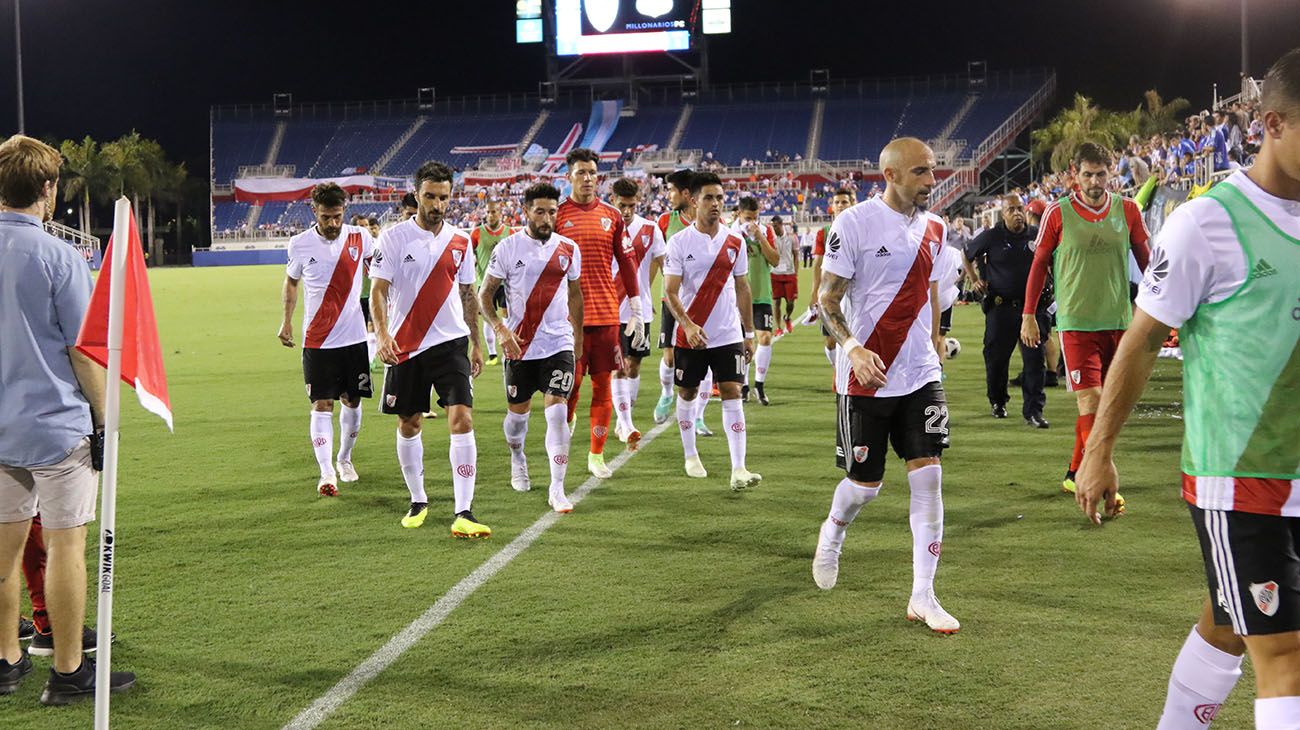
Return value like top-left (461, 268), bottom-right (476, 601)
top-left (556, 196), bottom-right (639, 326)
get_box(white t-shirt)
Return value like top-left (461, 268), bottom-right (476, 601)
top-left (934, 244), bottom-right (963, 312)
top-left (615, 214), bottom-right (666, 323)
top-left (771, 231), bottom-right (800, 275)
top-left (1137, 170), bottom-right (1300, 328)
top-left (286, 224), bottom-right (374, 349)
top-left (370, 218), bottom-right (476, 362)
top-left (663, 224), bottom-right (749, 349)
top-left (822, 196), bottom-right (945, 398)
top-left (485, 230), bottom-right (582, 360)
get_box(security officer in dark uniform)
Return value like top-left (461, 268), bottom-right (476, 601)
top-left (963, 194), bottom-right (1051, 428)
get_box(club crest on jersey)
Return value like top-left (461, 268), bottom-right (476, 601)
top-left (386, 394), bottom-right (397, 407)
top-left (348, 245), bottom-right (359, 261)
top-left (507, 385), bottom-right (517, 398)
top-left (852, 445), bottom-right (869, 463)
top-left (452, 249), bottom-right (463, 267)
top-left (727, 248), bottom-right (737, 263)
top-left (600, 217), bottom-right (612, 231)
top-left (1250, 581), bottom-right (1280, 616)
top-left (558, 255), bottom-right (570, 271)
top-left (1071, 370), bottom-right (1082, 384)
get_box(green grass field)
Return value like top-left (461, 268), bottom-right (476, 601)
top-left (5, 263), bottom-right (1253, 729)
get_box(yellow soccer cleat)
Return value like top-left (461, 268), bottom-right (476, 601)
top-left (587, 452), bottom-right (613, 479)
top-left (451, 512), bottom-right (492, 539)
top-left (1062, 469), bottom-right (1076, 494)
top-left (400, 502), bottom-right (428, 529)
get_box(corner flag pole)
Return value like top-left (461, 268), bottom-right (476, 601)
top-left (93, 197), bottom-right (130, 729)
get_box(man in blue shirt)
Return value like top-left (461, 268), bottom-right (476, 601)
top-left (0, 135), bottom-right (134, 704)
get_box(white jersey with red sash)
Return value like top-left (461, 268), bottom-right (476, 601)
top-left (485, 229), bottom-right (582, 360)
top-left (614, 213), bottom-right (667, 323)
top-left (822, 196), bottom-right (945, 398)
top-left (369, 217), bottom-right (475, 362)
top-left (663, 224), bottom-right (748, 349)
top-left (286, 224), bottom-right (374, 349)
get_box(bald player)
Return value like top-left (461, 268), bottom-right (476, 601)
top-left (812, 138), bottom-right (957, 634)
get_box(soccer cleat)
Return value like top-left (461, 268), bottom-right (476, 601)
top-left (400, 502), bottom-right (428, 528)
top-left (906, 592), bottom-right (961, 634)
top-left (317, 475), bottom-right (338, 497)
top-left (812, 523), bottom-right (841, 590)
top-left (39, 657), bottom-right (135, 706)
top-left (18, 616), bottom-right (35, 642)
top-left (486, 354), bottom-right (500, 366)
top-left (684, 455), bottom-right (708, 478)
top-left (729, 468), bottom-right (762, 492)
top-left (510, 455), bottom-right (531, 492)
top-left (617, 424), bottom-right (642, 451)
top-left (755, 383), bottom-right (769, 406)
top-left (991, 404), bottom-right (1008, 419)
top-left (711, 384), bottom-right (720, 398)
top-left (548, 490), bottom-right (574, 514)
top-left (28, 625), bottom-right (113, 657)
top-left (0, 652), bottom-right (33, 695)
top-left (784, 318), bottom-right (793, 333)
top-left (741, 384), bottom-right (752, 402)
top-left (336, 461), bottom-right (359, 482)
top-left (587, 452), bottom-right (613, 479)
top-left (653, 394), bottom-right (674, 424)
top-left (451, 512), bottom-right (492, 539)
top-left (695, 418), bottom-right (714, 437)
top-left (1061, 470), bottom-right (1076, 494)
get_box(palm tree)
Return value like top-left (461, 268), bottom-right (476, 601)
top-left (1136, 90), bottom-right (1191, 139)
top-left (60, 136), bottom-right (109, 234)
top-left (1031, 94), bottom-right (1136, 172)
top-left (102, 131), bottom-right (152, 233)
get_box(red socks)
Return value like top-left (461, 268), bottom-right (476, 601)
top-left (589, 372), bottom-right (612, 454)
top-left (566, 359), bottom-right (587, 423)
top-left (1070, 413), bottom-right (1096, 472)
top-left (22, 514), bottom-right (48, 633)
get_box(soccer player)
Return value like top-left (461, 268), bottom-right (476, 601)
top-left (809, 189), bottom-right (857, 364)
top-left (478, 183), bottom-right (584, 514)
top-left (811, 138), bottom-right (957, 634)
top-left (278, 183), bottom-right (374, 496)
top-left (663, 172), bottom-right (761, 490)
top-left (609, 177), bottom-right (666, 449)
top-left (369, 161), bottom-right (490, 538)
top-left (471, 199), bottom-right (512, 365)
top-left (1076, 49), bottom-right (1300, 730)
top-left (557, 148), bottom-right (645, 479)
top-left (652, 169), bottom-right (696, 425)
top-left (769, 215), bottom-right (800, 335)
top-left (360, 217), bottom-right (382, 368)
top-left (1020, 142), bottom-right (1150, 504)
top-left (732, 197), bottom-right (779, 405)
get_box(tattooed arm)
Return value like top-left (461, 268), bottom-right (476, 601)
top-left (460, 283), bottom-right (484, 377)
top-left (819, 271), bottom-right (887, 388)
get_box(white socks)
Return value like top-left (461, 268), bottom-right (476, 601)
top-left (544, 403), bottom-right (571, 493)
top-left (337, 404), bottom-right (361, 464)
top-left (754, 344), bottom-right (772, 383)
top-left (677, 396), bottom-right (697, 458)
top-left (449, 431), bottom-right (476, 514)
top-left (1157, 625), bottom-right (1243, 729)
top-left (310, 410), bottom-right (334, 478)
top-left (659, 358), bottom-right (674, 397)
top-left (907, 464), bottom-right (944, 598)
top-left (483, 321), bottom-right (497, 358)
top-left (721, 399), bottom-right (746, 470)
top-left (613, 377), bottom-right (633, 431)
top-left (1256, 698), bottom-right (1300, 730)
top-left (504, 409), bottom-right (529, 462)
top-left (396, 429), bottom-right (426, 502)
top-left (627, 375), bottom-right (641, 409)
top-left (820, 477), bottom-right (880, 547)
top-left (697, 371), bottom-right (713, 420)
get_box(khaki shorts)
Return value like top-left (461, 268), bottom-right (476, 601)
top-left (0, 438), bottom-right (98, 529)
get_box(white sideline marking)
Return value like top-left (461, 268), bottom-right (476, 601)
top-left (283, 418), bottom-right (674, 730)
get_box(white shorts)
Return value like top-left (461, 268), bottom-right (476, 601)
top-left (0, 438), bottom-right (98, 529)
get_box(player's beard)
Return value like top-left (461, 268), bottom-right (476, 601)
top-left (422, 209), bottom-right (443, 229)
top-left (1085, 187), bottom-right (1105, 204)
top-left (529, 222), bottom-right (552, 239)
top-left (914, 189), bottom-right (932, 211)
top-left (320, 225), bottom-right (341, 240)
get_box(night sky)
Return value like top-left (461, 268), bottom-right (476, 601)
top-left (2, 0), bottom-right (1298, 174)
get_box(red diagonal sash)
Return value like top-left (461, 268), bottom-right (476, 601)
top-left (304, 231), bottom-right (363, 348)
top-left (854, 219), bottom-right (942, 396)
top-left (676, 234), bottom-right (742, 348)
top-left (393, 235), bottom-right (467, 362)
top-left (514, 241), bottom-right (575, 357)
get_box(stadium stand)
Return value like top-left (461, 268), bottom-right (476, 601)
top-left (386, 113), bottom-right (539, 174)
top-left (678, 102), bottom-right (812, 165)
top-left (212, 119), bottom-right (275, 182)
top-left (274, 120), bottom-right (339, 175)
top-left (310, 119), bottom-right (410, 177)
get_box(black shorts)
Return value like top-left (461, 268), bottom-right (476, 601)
top-left (360, 297), bottom-right (372, 326)
top-left (658, 301), bottom-right (676, 350)
top-left (821, 321), bottom-right (832, 338)
top-left (492, 286), bottom-right (507, 311)
top-left (753, 303), bottom-right (774, 332)
top-left (620, 322), bottom-right (652, 360)
top-left (835, 381), bottom-right (949, 483)
top-left (381, 336), bottom-right (473, 415)
top-left (939, 305), bottom-right (952, 335)
top-left (674, 343), bottom-right (745, 389)
top-left (1189, 504), bottom-right (1300, 636)
top-left (302, 342), bottom-right (373, 403)
top-left (503, 351), bottom-right (575, 404)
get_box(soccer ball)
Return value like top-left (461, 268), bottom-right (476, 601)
top-left (945, 337), bottom-right (961, 359)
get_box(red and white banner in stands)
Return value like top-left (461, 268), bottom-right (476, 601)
top-left (232, 175), bottom-right (404, 204)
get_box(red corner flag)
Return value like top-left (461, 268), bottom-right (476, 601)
top-left (75, 203), bottom-right (173, 431)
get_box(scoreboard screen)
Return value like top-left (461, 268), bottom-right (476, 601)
top-left (516, 1), bottom-right (729, 54)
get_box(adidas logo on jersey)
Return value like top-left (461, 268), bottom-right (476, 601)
top-left (685, 254), bottom-right (696, 261)
top-left (514, 259), bottom-right (526, 268)
top-left (563, 221), bottom-right (575, 228)
top-left (875, 246), bottom-right (890, 257)
top-left (308, 257), bottom-right (317, 264)
top-left (1252, 258), bottom-right (1277, 279)
top-left (403, 254), bottom-right (416, 263)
